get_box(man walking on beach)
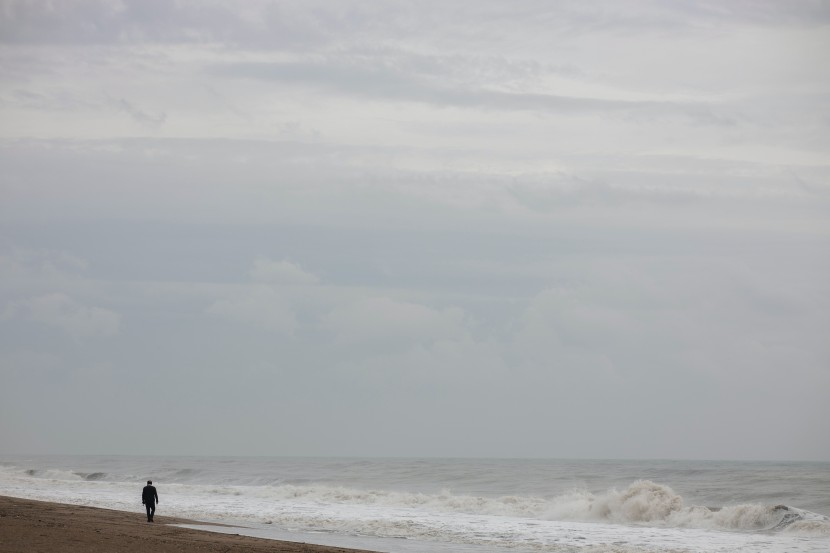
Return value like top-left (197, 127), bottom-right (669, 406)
top-left (142, 480), bottom-right (159, 522)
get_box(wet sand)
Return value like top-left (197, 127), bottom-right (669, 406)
top-left (0, 495), bottom-right (382, 553)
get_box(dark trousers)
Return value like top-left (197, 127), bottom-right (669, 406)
top-left (145, 502), bottom-right (155, 521)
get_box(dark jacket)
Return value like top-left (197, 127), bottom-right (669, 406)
top-left (142, 485), bottom-right (158, 504)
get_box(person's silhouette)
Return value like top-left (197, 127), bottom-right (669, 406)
top-left (142, 480), bottom-right (159, 522)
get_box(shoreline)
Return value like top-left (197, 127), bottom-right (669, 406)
top-left (0, 495), bottom-right (382, 553)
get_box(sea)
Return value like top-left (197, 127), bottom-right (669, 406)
top-left (1, 456), bottom-right (828, 552)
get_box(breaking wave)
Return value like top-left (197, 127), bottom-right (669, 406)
top-left (539, 480), bottom-right (830, 535)
top-left (3, 464), bottom-right (829, 538)
top-left (78, 472), bottom-right (108, 481)
top-left (21, 468), bottom-right (106, 482)
top-left (181, 479), bottom-right (830, 536)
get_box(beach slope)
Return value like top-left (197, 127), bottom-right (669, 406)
top-left (0, 496), bottom-right (380, 553)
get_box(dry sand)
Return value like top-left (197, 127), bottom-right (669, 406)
top-left (0, 495), bottom-right (382, 553)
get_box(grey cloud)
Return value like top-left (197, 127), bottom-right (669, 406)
top-left (0, 350), bottom-right (63, 377)
top-left (670, 0), bottom-right (830, 27)
top-left (213, 59), bottom-right (720, 121)
top-left (4, 89), bottom-right (168, 127)
top-left (206, 258), bottom-right (322, 335)
top-left (250, 257), bottom-right (320, 285)
top-left (206, 286), bottom-right (299, 336)
top-left (2, 138), bottom-right (825, 234)
top-left (2, 1), bottom-right (829, 460)
top-left (0, 247), bottom-right (88, 279)
top-left (321, 297), bottom-right (467, 349)
top-left (114, 98), bottom-right (166, 127)
top-left (0, 0), bottom-right (364, 47)
top-left (3, 293), bottom-right (121, 339)
top-left (9, 89), bottom-right (93, 112)
top-left (4, 1), bottom-right (829, 48)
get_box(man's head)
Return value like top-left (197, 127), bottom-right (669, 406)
top-left (147, 480), bottom-right (152, 485)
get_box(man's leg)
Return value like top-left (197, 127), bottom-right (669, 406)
top-left (145, 502), bottom-right (153, 521)
top-left (149, 503), bottom-right (155, 521)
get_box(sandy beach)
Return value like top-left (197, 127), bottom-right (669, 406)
top-left (0, 496), bottom-right (381, 553)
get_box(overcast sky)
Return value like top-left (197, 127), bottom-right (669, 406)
top-left (1, 1), bottom-right (829, 461)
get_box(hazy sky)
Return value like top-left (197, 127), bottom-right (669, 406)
top-left (1, 1), bottom-right (829, 461)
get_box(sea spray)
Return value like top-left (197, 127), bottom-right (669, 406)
top-left (588, 480), bottom-right (684, 523)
